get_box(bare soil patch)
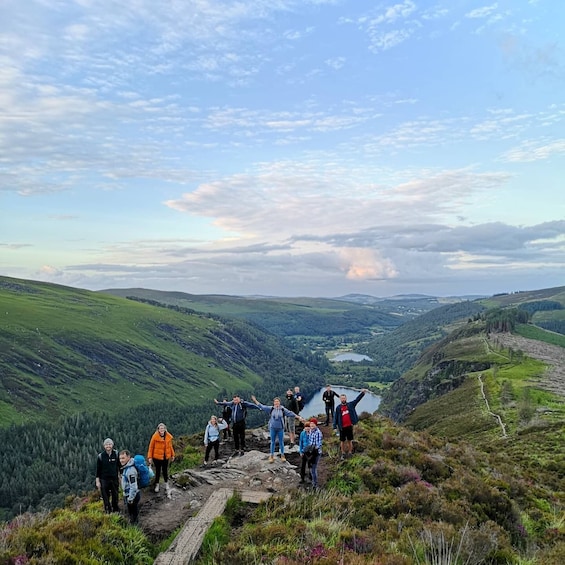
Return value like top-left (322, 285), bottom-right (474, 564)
top-left (489, 332), bottom-right (565, 397)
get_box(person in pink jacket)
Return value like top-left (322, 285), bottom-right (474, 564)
top-left (147, 422), bottom-right (175, 496)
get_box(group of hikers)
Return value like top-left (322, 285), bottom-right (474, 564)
top-left (95, 422), bottom-right (175, 524)
top-left (95, 385), bottom-right (368, 524)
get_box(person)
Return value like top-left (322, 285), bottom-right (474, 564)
top-left (214, 395), bottom-right (255, 456)
top-left (147, 423), bottom-right (175, 496)
top-left (95, 438), bottom-right (120, 514)
top-left (333, 389), bottom-right (368, 460)
top-left (293, 386), bottom-right (304, 413)
top-left (221, 400), bottom-right (232, 440)
top-left (298, 420), bottom-right (311, 483)
top-left (322, 385), bottom-right (339, 426)
top-left (203, 415), bottom-right (228, 465)
top-left (119, 450), bottom-right (140, 524)
top-left (284, 389), bottom-right (300, 448)
top-left (251, 395), bottom-right (300, 462)
top-left (306, 418), bottom-right (323, 488)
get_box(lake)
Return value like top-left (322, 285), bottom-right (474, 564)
top-left (331, 353), bottom-right (373, 362)
top-left (300, 385), bottom-right (381, 422)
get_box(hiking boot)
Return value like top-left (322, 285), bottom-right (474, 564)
top-left (239, 450), bottom-right (245, 456)
top-left (268, 455), bottom-right (274, 463)
top-left (154, 484), bottom-right (160, 493)
top-left (203, 460), bottom-right (208, 466)
top-left (340, 454), bottom-right (346, 461)
top-left (280, 455), bottom-right (286, 462)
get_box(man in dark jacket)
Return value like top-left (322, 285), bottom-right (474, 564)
top-left (95, 438), bottom-right (120, 513)
top-left (322, 384), bottom-right (339, 425)
top-left (284, 389), bottom-right (300, 448)
top-left (214, 395), bottom-right (255, 456)
top-left (221, 400), bottom-right (232, 440)
top-left (333, 389), bottom-right (368, 459)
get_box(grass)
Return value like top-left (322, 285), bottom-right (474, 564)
top-left (0, 276), bottom-right (283, 425)
top-left (515, 323), bottom-right (565, 347)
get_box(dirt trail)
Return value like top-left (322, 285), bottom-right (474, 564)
top-left (138, 424), bottom-right (333, 542)
top-left (489, 332), bottom-right (565, 398)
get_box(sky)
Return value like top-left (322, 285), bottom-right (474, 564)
top-left (1, 0), bottom-right (564, 298)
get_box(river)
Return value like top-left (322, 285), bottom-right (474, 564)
top-left (300, 385), bottom-right (381, 422)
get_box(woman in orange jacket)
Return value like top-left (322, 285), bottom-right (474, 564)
top-left (147, 422), bottom-right (175, 497)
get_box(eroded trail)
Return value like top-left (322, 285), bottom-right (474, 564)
top-left (490, 332), bottom-right (565, 398)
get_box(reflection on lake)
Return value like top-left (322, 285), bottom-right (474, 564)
top-left (301, 386), bottom-right (381, 421)
top-left (331, 353), bottom-right (373, 362)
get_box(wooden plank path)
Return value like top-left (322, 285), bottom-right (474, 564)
top-left (154, 488), bottom-right (273, 565)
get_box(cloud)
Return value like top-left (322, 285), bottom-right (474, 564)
top-left (465, 4), bottom-right (499, 19)
top-left (164, 166), bottom-right (512, 241)
top-left (500, 139), bottom-right (565, 162)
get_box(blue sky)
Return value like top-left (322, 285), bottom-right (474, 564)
top-left (1, 0), bottom-right (564, 298)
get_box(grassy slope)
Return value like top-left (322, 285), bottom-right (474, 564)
top-left (0, 276), bottom-right (273, 426)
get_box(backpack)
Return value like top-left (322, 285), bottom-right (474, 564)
top-left (133, 454), bottom-right (154, 488)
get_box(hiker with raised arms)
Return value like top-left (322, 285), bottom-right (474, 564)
top-left (333, 388), bottom-right (368, 460)
top-left (214, 395), bottom-right (257, 457)
top-left (250, 395), bottom-right (301, 462)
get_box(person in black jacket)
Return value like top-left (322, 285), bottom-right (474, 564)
top-left (221, 400), bottom-right (232, 440)
top-left (322, 385), bottom-right (339, 426)
top-left (214, 395), bottom-right (255, 456)
top-left (284, 389), bottom-right (300, 448)
top-left (95, 438), bottom-right (120, 513)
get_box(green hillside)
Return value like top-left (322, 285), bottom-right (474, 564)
top-left (0, 275), bottom-right (329, 518)
top-left (0, 276), bottom-right (326, 427)
top-left (1, 281), bottom-right (564, 563)
top-left (100, 287), bottom-right (441, 339)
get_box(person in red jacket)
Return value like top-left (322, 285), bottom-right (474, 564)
top-left (147, 422), bottom-right (175, 497)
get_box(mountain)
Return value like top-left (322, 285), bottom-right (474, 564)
top-left (356, 285), bottom-right (565, 381)
top-left (99, 287), bottom-right (443, 338)
top-left (0, 275), bottom-right (326, 427)
top-left (378, 285), bottom-right (565, 428)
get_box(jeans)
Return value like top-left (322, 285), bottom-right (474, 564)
top-left (270, 428), bottom-right (284, 455)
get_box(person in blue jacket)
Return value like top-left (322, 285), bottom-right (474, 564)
top-left (119, 450), bottom-right (140, 524)
top-left (333, 389), bottom-right (368, 460)
top-left (203, 415), bottom-right (228, 465)
top-left (251, 395), bottom-right (301, 462)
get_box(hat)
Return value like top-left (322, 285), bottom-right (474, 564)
top-left (309, 418), bottom-right (318, 425)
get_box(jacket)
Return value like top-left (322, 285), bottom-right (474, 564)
top-left (218, 400), bottom-right (255, 424)
top-left (333, 391), bottom-right (366, 429)
top-left (255, 403), bottom-right (297, 431)
top-left (298, 429), bottom-right (310, 455)
top-left (121, 458), bottom-right (139, 503)
top-left (147, 430), bottom-right (175, 461)
top-left (96, 449), bottom-right (119, 481)
top-left (204, 420), bottom-right (228, 445)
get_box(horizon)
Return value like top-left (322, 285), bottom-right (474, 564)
top-left (2, 1), bottom-right (564, 297)
top-left (4, 272), bottom-right (561, 302)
